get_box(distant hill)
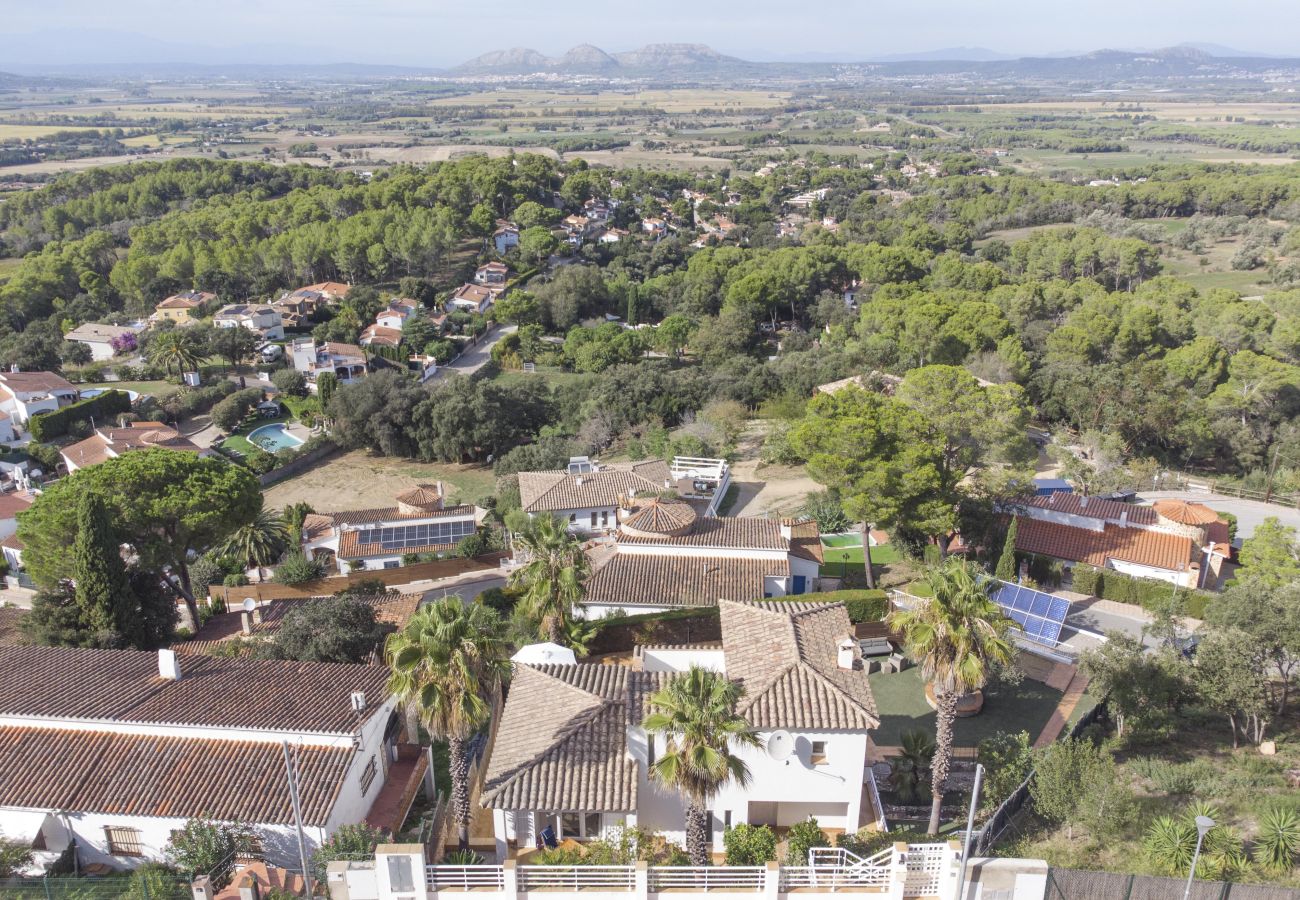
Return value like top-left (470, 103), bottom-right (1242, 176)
top-left (453, 42), bottom-right (749, 75)
top-left (864, 46), bottom-right (1014, 62)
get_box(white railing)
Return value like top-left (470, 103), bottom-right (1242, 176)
top-left (903, 845), bottom-right (947, 896)
top-left (864, 768), bottom-right (888, 833)
top-left (427, 865), bottom-right (507, 890)
top-left (519, 865), bottom-right (635, 891)
top-left (650, 866), bottom-right (765, 891)
top-left (780, 866), bottom-right (891, 891)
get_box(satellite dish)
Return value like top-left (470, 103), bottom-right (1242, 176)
top-left (242, 597), bottom-right (257, 613)
top-left (767, 730), bottom-right (794, 762)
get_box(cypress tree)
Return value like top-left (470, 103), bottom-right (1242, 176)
top-left (72, 491), bottom-right (133, 647)
top-left (995, 517), bottom-right (1018, 582)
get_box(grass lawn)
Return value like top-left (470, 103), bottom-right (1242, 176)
top-left (867, 668), bottom-right (1071, 748)
top-left (219, 413), bottom-right (296, 456)
top-left (82, 380), bottom-right (181, 401)
top-left (716, 483), bottom-right (741, 516)
top-left (820, 541), bottom-right (901, 577)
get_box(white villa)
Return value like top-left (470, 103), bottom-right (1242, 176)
top-left (447, 283), bottom-right (499, 314)
top-left (63, 323), bottom-right (142, 362)
top-left (1009, 494), bottom-right (1232, 588)
top-left (518, 457), bottom-right (731, 535)
top-left (0, 645), bottom-right (428, 873)
top-left (290, 339), bottom-right (369, 389)
top-left (581, 496), bottom-right (823, 618)
top-left (482, 598), bottom-right (883, 859)
top-left (301, 484), bottom-right (484, 573)
top-left (0, 371), bottom-right (80, 425)
top-left (213, 304), bottom-right (285, 341)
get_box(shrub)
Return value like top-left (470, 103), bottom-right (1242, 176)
top-left (723, 823), bottom-right (777, 865)
top-left (442, 850), bottom-right (485, 865)
top-left (785, 589), bottom-right (888, 623)
top-left (272, 552), bottom-right (327, 585)
top-left (222, 573), bottom-right (250, 587)
top-left (271, 368), bottom-right (308, 397)
top-left (165, 820), bottom-right (251, 886)
top-left (1070, 564), bottom-right (1101, 596)
top-left (29, 389), bottom-right (131, 442)
top-left (312, 824), bottom-right (384, 881)
top-left (0, 837), bottom-right (34, 878)
top-left (211, 388), bottom-right (264, 431)
top-left (977, 731), bottom-right (1032, 809)
top-left (1254, 806), bottom-right (1300, 872)
top-left (785, 818), bottom-right (829, 865)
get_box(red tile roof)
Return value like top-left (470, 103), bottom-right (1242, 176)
top-left (1015, 517), bottom-right (1194, 572)
top-left (1153, 499), bottom-right (1221, 526)
top-left (1021, 493), bottom-right (1158, 525)
top-left (0, 491), bottom-right (34, 521)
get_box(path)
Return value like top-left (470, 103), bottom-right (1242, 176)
top-left (1033, 671), bottom-right (1090, 748)
top-left (726, 421), bottom-right (820, 518)
top-left (427, 325), bottom-right (516, 380)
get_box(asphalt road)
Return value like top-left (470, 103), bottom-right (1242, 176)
top-left (1138, 490), bottom-right (1300, 542)
top-left (427, 325), bottom-right (516, 380)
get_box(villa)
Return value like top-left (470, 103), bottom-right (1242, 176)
top-left (0, 645), bottom-right (428, 872)
top-left (63, 323), bottom-right (142, 362)
top-left (290, 339), bottom-right (368, 389)
top-left (447, 283), bottom-right (499, 314)
top-left (474, 262), bottom-right (510, 286)
top-left (493, 222), bottom-right (520, 254)
top-left (300, 484), bottom-right (485, 573)
top-left (0, 371), bottom-right (80, 425)
top-left (213, 304), bottom-right (285, 341)
top-left (61, 422), bottom-right (208, 472)
top-left (152, 290), bottom-right (214, 325)
top-left (482, 597), bottom-right (882, 860)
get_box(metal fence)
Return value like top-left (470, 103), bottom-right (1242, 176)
top-left (970, 700), bottom-right (1109, 856)
top-left (0, 873), bottom-right (192, 900)
top-left (1045, 867), bottom-right (1300, 899)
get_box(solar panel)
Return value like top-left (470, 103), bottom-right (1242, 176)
top-left (988, 579), bottom-right (1071, 647)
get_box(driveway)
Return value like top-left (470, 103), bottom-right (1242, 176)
top-left (428, 325), bottom-right (516, 380)
top-left (1138, 490), bottom-right (1300, 542)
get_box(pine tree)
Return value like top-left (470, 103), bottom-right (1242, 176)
top-left (995, 518), bottom-right (1018, 582)
top-left (72, 491), bottom-right (133, 647)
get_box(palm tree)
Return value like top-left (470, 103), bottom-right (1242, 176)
top-left (889, 729), bottom-right (935, 804)
top-left (642, 666), bottom-right (760, 865)
top-left (385, 597), bottom-right (509, 850)
top-left (888, 559), bottom-right (1015, 834)
top-left (508, 514), bottom-right (589, 644)
top-left (148, 331), bottom-right (202, 380)
top-left (218, 507), bottom-right (289, 583)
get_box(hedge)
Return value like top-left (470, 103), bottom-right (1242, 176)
top-left (29, 389), bottom-right (131, 441)
top-left (1070, 564), bottom-right (1214, 619)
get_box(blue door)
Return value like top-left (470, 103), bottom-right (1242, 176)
top-left (792, 575), bottom-right (806, 595)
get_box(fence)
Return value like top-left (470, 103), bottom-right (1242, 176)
top-left (208, 553), bottom-right (509, 604)
top-left (255, 438), bottom-right (339, 486)
top-left (0, 873), bottom-right (192, 900)
top-left (970, 701), bottom-right (1109, 856)
top-left (1045, 867), bottom-right (1300, 899)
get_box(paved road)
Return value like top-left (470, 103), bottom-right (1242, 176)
top-left (427, 325), bottom-right (516, 380)
top-left (1138, 490), bottom-right (1300, 542)
top-left (396, 572), bottom-right (506, 603)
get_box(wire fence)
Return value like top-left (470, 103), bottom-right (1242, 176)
top-left (1045, 867), bottom-right (1300, 899)
top-left (0, 872), bottom-right (192, 900)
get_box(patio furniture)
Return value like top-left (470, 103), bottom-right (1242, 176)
top-left (540, 825), bottom-right (558, 849)
top-left (859, 637), bottom-right (893, 657)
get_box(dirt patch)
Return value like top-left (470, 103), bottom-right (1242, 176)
top-left (726, 421), bottom-right (820, 518)
top-left (261, 449), bottom-right (496, 511)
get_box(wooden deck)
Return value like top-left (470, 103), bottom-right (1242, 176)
top-left (366, 744), bottom-right (429, 833)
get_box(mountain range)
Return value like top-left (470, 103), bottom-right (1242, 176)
top-left (453, 43), bottom-right (746, 75)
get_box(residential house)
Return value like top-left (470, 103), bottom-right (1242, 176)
top-left (0, 490), bottom-right (34, 576)
top-left (0, 372), bottom-right (79, 426)
top-left (152, 290), bottom-right (214, 325)
top-left (493, 222), bottom-right (520, 254)
top-left (481, 597), bottom-right (881, 859)
top-left (581, 496), bottom-right (824, 618)
top-left (0, 645), bottom-right (427, 872)
top-left (597, 227), bottom-right (628, 244)
top-left (290, 340), bottom-right (368, 389)
top-left (582, 198), bottom-right (615, 223)
top-left (561, 215), bottom-right (592, 247)
top-left (786, 189), bottom-right (829, 209)
top-left (474, 262), bottom-right (510, 287)
top-left (301, 484), bottom-right (484, 574)
top-left (375, 298), bottom-right (422, 330)
top-left (271, 282), bottom-right (349, 330)
top-left (359, 325), bottom-right (404, 349)
top-left (61, 422), bottom-right (208, 473)
top-left (641, 218), bottom-right (668, 238)
top-left (63, 324), bottom-right (142, 363)
top-left (518, 458), bottom-right (684, 535)
top-left (213, 304), bottom-right (285, 341)
top-left (447, 283), bottom-right (498, 314)
top-left (1009, 494), bottom-right (1231, 588)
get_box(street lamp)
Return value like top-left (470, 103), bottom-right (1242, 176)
top-left (1183, 815), bottom-right (1215, 900)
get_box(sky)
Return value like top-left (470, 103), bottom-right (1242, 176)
top-left (4, 0), bottom-right (1297, 67)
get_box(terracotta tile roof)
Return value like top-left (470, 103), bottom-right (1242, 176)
top-left (157, 291), bottom-right (213, 310)
top-left (337, 531), bottom-right (461, 560)
top-left (0, 371), bottom-right (77, 394)
top-left (323, 342), bottom-right (365, 359)
top-left (784, 519), bottom-right (824, 564)
top-left (519, 463), bottom-right (669, 514)
top-left (330, 503), bottom-right (476, 527)
top-left (481, 664), bottom-right (664, 811)
top-left (617, 517), bottom-right (790, 552)
top-left (1014, 516), bottom-right (1194, 572)
top-left (0, 726), bottom-right (351, 825)
top-left (62, 424), bottom-right (203, 469)
top-left (395, 484), bottom-right (444, 510)
top-left (1153, 499), bottom-right (1221, 526)
top-left (0, 645), bottom-right (389, 733)
top-left (2, 534), bottom-right (25, 550)
top-left (586, 553), bottom-right (782, 609)
top-left (64, 323), bottom-right (138, 343)
top-left (215, 864), bottom-right (306, 900)
top-left (0, 491), bottom-right (34, 521)
top-left (297, 282), bottom-right (351, 298)
top-left (720, 599), bottom-right (878, 731)
top-left (621, 498), bottom-right (697, 535)
top-left (0, 607), bottom-right (25, 647)
top-left (450, 283), bottom-right (496, 305)
top-left (302, 513), bottom-right (336, 541)
top-left (1021, 493), bottom-right (1158, 525)
top-left (1203, 520), bottom-right (1233, 556)
top-left (360, 325), bottom-right (403, 347)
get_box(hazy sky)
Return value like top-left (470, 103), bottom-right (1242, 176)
top-left (7, 0), bottom-right (1297, 66)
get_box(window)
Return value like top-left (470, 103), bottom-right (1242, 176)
top-left (569, 513), bottom-right (577, 523)
top-left (600, 510), bottom-right (609, 527)
top-left (810, 741), bottom-right (828, 765)
top-left (723, 810), bottom-right (732, 830)
top-left (584, 813), bottom-right (601, 838)
top-left (590, 511), bottom-right (597, 528)
top-left (360, 756), bottom-right (379, 795)
top-left (647, 733), bottom-right (655, 768)
top-left (105, 826), bottom-right (144, 857)
top-left (560, 812), bottom-right (580, 839)
top-left (383, 560), bottom-right (399, 570)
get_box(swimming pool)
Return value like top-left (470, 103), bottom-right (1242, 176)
top-left (248, 423), bottom-right (305, 453)
top-left (79, 387), bottom-right (141, 402)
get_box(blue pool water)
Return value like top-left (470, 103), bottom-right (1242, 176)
top-left (248, 423), bottom-right (304, 453)
top-left (79, 388), bottom-right (141, 402)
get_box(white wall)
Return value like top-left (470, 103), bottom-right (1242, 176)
top-left (81, 342), bottom-right (116, 362)
top-left (639, 648), bottom-right (725, 673)
top-left (1107, 558), bottom-right (1197, 588)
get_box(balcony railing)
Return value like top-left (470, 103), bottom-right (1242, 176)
top-left (649, 866), bottom-right (765, 891)
top-left (518, 865), bottom-right (636, 891)
top-left (427, 865), bottom-right (507, 890)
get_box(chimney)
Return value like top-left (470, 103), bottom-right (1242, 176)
top-left (1119, 510), bottom-right (1129, 528)
top-left (251, 607), bottom-right (263, 626)
top-left (236, 875), bottom-right (260, 900)
top-left (241, 611), bottom-right (252, 635)
top-left (574, 475), bottom-right (584, 486)
top-left (664, 479), bottom-right (672, 490)
top-left (837, 637), bottom-right (856, 671)
top-left (158, 648), bottom-right (182, 681)
top-left (1079, 496), bottom-right (1089, 509)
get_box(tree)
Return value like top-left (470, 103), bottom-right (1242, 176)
top-left (272, 552), bottom-right (327, 585)
top-left (1236, 517), bottom-right (1300, 587)
top-left (507, 514), bottom-right (588, 644)
top-left (1031, 738), bottom-right (1129, 840)
top-left (317, 371), bottom-right (339, 409)
top-left (1079, 633), bottom-right (1191, 738)
top-left (385, 597), bottom-right (509, 850)
top-left (642, 666), bottom-right (760, 866)
top-left (148, 330), bottom-right (202, 378)
top-left (263, 595), bottom-right (390, 663)
top-left (888, 560), bottom-right (1015, 834)
top-left (218, 507), bottom-right (288, 583)
top-left (71, 491), bottom-right (134, 647)
top-left (994, 519), bottom-right (1018, 582)
top-left (271, 368), bottom-right (308, 397)
top-left (1190, 628), bottom-right (1272, 747)
top-left (16, 450), bottom-right (261, 631)
top-left (1204, 576), bottom-right (1300, 715)
top-left (889, 729), bottom-right (935, 804)
top-left (653, 315), bottom-right (696, 358)
top-left (790, 386), bottom-right (948, 588)
top-left (209, 326), bottom-right (259, 371)
top-left (165, 820), bottom-right (251, 886)
top-left (976, 730), bottom-right (1032, 809)
top-left (518, 226), bottom-right (558, 265)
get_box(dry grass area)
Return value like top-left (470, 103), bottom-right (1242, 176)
top-left (995, 100), bottom-right (1300, 124)
top-left (425, 88), bottom-right (790, 113)
top-left (261, 449), bottom-right (497, 511)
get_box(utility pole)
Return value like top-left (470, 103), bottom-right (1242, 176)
top-left (955, 764), bottom-right (984, 900)
top-left (282, 741), bottom-right (314, 898)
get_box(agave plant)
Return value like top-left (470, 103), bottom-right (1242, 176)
top-left (1254, 806), bottom-right (1300, 872)
top-left (1144, 816), bottom-right (1196, 875)
top-left (441, 849), bottom-right (485, 865)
